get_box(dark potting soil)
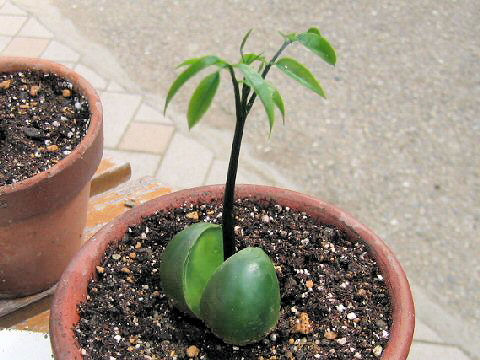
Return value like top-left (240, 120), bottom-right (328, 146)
top-left (0, 70), bottom-right (90, 187)
top-left (76, 199), bottom-right (392, 360)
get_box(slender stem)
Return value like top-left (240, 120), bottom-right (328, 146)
top-left (223, 66), bottom-right (244, 259)
top-left (245, 41), bottom-right (289, 115)
top-left (222, 41), bottom-right (290, 259)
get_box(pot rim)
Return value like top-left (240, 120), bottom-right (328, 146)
top-left (0, 57), bottom-right (102, 194)
top-left (50, 184), bottom-right (415, 360)
top-left (0, 57), bottom-right (103, 222)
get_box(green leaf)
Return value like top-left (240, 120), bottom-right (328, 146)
top-left (164, 55), bottom-right (224, 114)
top-left (279, 31), bottom-right (298, 43)
top-left (236, 64), bottom-right (275, 130)
top-left (176, 57), bottom-right (201, 68)
top-left (307, 27), bottom-right (321, 36)
top-left (241, 53), bottom-right (265, 65)
top-left (297, 32), bottom-right (336, 65)
top-left (272, 89), bottom-right (285, 124)
top-left (240, 28), bottom-right (253, 57)
top-left (187, 71), bottom-right (220, 129)
top-left (200, 247), bottom-right (281, 345)
top-left (159, 222), bottom-right (223, 317)
top-left (275, 57), bottom-right (325, 98)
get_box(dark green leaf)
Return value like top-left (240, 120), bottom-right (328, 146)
top-left (307, 27), bottom-right (321, 36)
top-left (187, 71), bottom-right (220, 129)
top-left (241, 53), bottom-right (265, 65)
top-left (159, 222), bottom-right (223, 317)
top-left (298, 32), bottom-right (336, 65)
top-left (236, 64), bottom-right (275, 130)
top-left (240, 28), bottom-right (253, 57)
top-left (164, 55), bottom-right (224, 114)
top-left (200, 247), bottom-right (281, 345)
top-left (276, 57), bottom-right (325, 98)
top-left (272, 89), bottom-right (285, 124)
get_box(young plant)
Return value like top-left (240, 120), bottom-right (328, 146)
top-left (160, 27), bottom-right (336, 345)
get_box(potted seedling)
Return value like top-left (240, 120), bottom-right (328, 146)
top-left (0, 57), bottom-right (102, 299)
top-left (50, 28), bottom-right (414, 359)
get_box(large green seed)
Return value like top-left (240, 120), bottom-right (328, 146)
top-left (200, 247), bottom-right (281, 345)
top-left (159, 222), bottom-right (223, 316)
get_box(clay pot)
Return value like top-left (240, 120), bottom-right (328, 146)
top-left (0, 57), bottom-right (103, 299)
top-left (50, 185), bottom-right (415, 359)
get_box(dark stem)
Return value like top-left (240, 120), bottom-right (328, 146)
top-left (223, 66), bottom-right (245, 259)
top-left (222, 41), bottom-right (290, 259)
top-left (245, 41), bottom-right (289, 115)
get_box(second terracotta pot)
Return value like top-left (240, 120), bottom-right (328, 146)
top-left (0, 57), bottom-right (103, 299)
top-left (50, 185), bottom-right (415, 359)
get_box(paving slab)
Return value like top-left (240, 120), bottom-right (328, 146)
top-left (41, 39), bottom-right (79, 61)
top-left (135, 102), bottom-right (173, 124)
top-left (74, 63), bottom-right (107, 90)
top-left (156, 132), bottom-right (213, 189)
top-left (1, 36), bottom-right (49, 56)
top-left (0, 1), bottom-right (26, 15)
top-left (103, 149), bottom-right (161, 181)
top-left (0, 329), bottom-right (52, 359)
top-left (106, 80), bottom-right (124, 92)
top-left (0, 15), bottom-right (26, 36)
top-left (100, 91), bottom-right (142, 147)
top-left (55, 60), bottom-right (76, 69)
top-left (119, 122), bottom-right (174, 154)
top-left (17, 17), bottom-right (53, 38)
top-left (413, 319), bottom-right (441, 343)
top-left (409, 343), bottom-right (470, 360)
top-left (206, 159), bottom-right (268, 185)
top-left (0, 35), bottom-right (10, 51)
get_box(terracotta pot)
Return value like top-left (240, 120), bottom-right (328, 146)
top-left (50, 184), bottom-right (415, 359)
top-left (0, 57), bottom-right (103, 299)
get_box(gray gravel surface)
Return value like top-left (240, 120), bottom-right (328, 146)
top-left (51, 0), bottom-right (479, 348)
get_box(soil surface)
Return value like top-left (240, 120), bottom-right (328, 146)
top-left (76, 199), bottom-right (391, 359)
top-left (0, 70), bottom-right (90, 187)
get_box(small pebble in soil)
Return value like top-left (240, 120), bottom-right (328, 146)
top-left (373, 344), bottom-right (383, 357)
top-left (186, 345), bottom-right (200, 358)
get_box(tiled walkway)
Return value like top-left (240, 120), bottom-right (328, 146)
top-left (0, 1), bottom-right (473, 359)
